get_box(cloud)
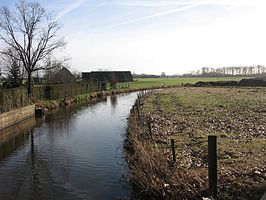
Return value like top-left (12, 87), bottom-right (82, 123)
top-left (55, 0), bottom-right (87, 20)
top-left (97, 0), bottom-right (215, 30)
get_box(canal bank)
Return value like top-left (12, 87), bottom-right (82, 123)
top-left (0, 105), bottom-right (35, 130)
top-left (34, 87), bottom-right (159, 114)
top-left (125, 91), bottom-right (204, 200)
top-left (0, 83), bottom-right (176, 130)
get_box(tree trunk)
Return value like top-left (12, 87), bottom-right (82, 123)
top-left (21, 66), bottom-right (25, 85)
top-left (27, 71), bottom-right (32, 98)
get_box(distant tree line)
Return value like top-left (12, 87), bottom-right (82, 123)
top-left (133, 72), bottom-right (179, 79)
top-left (182, 65), bottom-right (266, 77)
top-left (133, 73), bottom-right (161, 78)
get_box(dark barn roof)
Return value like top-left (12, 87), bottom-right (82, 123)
top-left (82, 71), bottom-right (133, 83)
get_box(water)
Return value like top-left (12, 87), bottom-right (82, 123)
top-left (0, 93), bottom-right (138, 200)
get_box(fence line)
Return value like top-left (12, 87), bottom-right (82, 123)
top-left (0, 82), bottom-right (100, 113)
top-left (132, 90), bottom-right (219, 198)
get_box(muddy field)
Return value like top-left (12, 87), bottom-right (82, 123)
top-left (126, 87), bottom-right (266, 200)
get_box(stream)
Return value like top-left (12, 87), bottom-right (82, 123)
top-left (0, 92), bottom-right (138, 200)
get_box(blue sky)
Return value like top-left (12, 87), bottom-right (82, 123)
top-left (1, 0), bottom-right (266, 75)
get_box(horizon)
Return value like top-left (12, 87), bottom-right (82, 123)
top-left (1, 0), bottom-right (266, 75)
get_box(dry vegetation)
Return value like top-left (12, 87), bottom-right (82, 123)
top-left (125, 87), bottom-right (266, 200)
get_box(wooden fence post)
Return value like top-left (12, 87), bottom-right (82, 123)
top-left (208, 135), bottom-right (217, 198)
top-left (136, 104), bottom-right (140, 120)
top-left (148, 121), bottom-right (152, 139)
top-left (171, 139), bottom-right (176, 163)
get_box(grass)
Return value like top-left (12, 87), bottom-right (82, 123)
top-left (117, 77), bottom-right (247, 90)
top-left (126, 87), bottom-right (266, 200)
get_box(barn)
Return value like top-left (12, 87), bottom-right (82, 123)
top-left (82, 71), bottom-right (133, 83)
top-left (46, 67), bottom-right (76, 84)
top-left (82, 71), bottom-right (133, 90)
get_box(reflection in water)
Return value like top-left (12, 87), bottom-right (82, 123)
top-left (44, 104), bottom-right (78, 137)
top-left (0, 117), bottom-right (36, 161)
top-left (0, 93), bottom-right (137, 200)
top-left (110, 95), bottom-right (117, 108)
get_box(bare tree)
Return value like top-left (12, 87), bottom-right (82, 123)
top-left (0, 1), bottom-right (66, 96)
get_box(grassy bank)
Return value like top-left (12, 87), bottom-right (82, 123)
top-left (35, 91), bottom-right (107, 111)
top-left (125, 87), bottom-right (266, 200)
top-left (34, 87), bottom-right (141, 112)
top-left (118, 77), bottom-right (247, 90)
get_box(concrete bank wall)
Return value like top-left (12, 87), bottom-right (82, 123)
top-left (0, 116), bottom-right (36, 143)
top-left (0, 105), bottom-right (35, 130)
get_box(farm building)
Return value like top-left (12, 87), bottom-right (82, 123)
top-left (82, 71), bottom-right (133, 90)
top-left (46, 67), bottom-right (76, 84)
top-left (82, 71), bottom-right (133, 83)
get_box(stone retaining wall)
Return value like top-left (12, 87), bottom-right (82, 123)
top-left (0, 105), bottom-right (35, 130)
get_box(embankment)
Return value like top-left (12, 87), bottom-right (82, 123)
top-left (34, 86), bottom-right (169, 114)
top-left (0, 105), bottom-right (35, 130)
top-left (125, 91), bottom-right (205, 200)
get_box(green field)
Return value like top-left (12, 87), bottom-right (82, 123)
top-left (117, 77), bottom-right (247, 90)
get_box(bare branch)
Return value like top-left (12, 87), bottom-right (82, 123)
top-left (0, 1), bottom-right (66, 95)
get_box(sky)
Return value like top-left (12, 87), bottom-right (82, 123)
top-left (1, 0), bottom-right (266, 75)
